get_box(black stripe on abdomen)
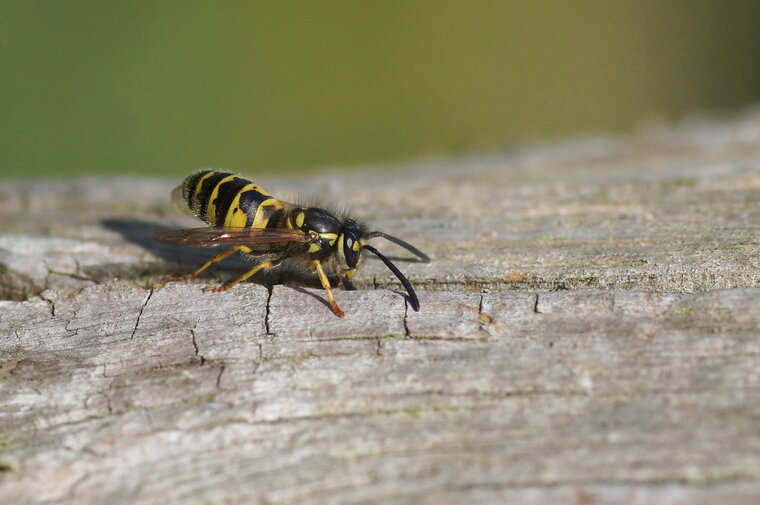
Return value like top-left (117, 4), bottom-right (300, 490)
top-left (213, 177), bottom-right (251, 227)
top-left (183, 170), bottom-right (212, 215)
top-left (197, 171), bottom-right (233, 223)
top-left (238, 188), bottom-right (274, 228)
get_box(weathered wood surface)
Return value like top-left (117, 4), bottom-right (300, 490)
top-left (1, 110), bottom-right (760, 504)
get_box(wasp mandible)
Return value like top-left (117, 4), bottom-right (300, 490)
top-left (153, 170), bottom-right (429, 317)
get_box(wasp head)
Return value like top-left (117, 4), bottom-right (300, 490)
top-left (337, 219), bottom-right (364, 279)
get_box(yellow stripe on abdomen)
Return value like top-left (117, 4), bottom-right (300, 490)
top-left (223, 183), bottom-right (259, 228)
top-left (206, 175), bottom-right (237, 225)
top-left (252, 199), bottom-right (285, 228)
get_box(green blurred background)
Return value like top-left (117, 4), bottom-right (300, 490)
top-left (2, 1), bottom-right (760, 179)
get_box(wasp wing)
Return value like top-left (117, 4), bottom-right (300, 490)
top-left (152, 227), bottom-right (310, 247)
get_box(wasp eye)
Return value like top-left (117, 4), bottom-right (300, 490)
top-left (343, 240), bottom-right (359, 268)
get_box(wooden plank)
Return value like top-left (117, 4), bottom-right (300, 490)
top-left (1, 111), bottom-right (760, 504)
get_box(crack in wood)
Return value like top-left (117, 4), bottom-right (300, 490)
top-left (475, 293), bottom-right (494, 336)
top-left (215, 365), bottom-right (225, 389)
top-left (39, 293), bottom-right (56, 318)
top-left (403, 298), bottom-right (410, 338)
top-left (190, 327), bottom-right (206, 366)
top-left (264, 286), bottom-right (274, 336)
top-left (128, 288), bottom-right (153, 340)
top-left (63, 315), bottom-right (79, 337)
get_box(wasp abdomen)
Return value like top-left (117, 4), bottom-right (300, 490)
top-left (181, 170), bottom-right (286, 229)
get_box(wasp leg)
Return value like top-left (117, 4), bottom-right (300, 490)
top-left (203, 260), bottom-right (278, 293)
top-left (311, 259), bottom-right (345, 317)
top-left (164, 246), bottom-right (245, 282)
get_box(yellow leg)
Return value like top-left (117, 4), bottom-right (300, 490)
top-left (164, 246), bottom-right (244, 282)
top-left (203, 260), bottom-right (276, 293)
top-left (311, 259), bottom-right (344, 317)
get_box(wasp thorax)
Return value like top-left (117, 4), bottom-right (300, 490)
top-left (294, 208), bottom-right (339, 234)
top-left (293, 208), bottom-right (341, 257)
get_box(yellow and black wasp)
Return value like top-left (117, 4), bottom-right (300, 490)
top-left (153, 170), bottom-right (430, 317)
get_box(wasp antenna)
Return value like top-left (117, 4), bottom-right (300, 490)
top-left (363, 244), bottom-right (421, 311)
top-left (365, 231), bottom-right (430, 263)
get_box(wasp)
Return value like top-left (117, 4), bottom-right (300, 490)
top-left (152, 170), bottom-right (429, 317)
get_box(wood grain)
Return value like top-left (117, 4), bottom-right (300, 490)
top-left (1, 110), bottom-right (760, 504)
